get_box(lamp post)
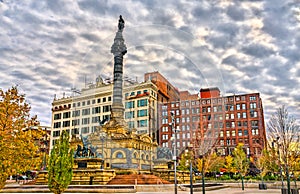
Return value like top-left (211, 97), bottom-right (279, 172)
top-left (171, 112), bottom-right (178, 194)
top-left (187, 145), bottom-right (194, 194)
top-left (98, 118), bottom-right (106, 169)
top-left (99, 131), bottom-right (106, 169)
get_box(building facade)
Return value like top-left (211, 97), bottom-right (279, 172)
top-left (158, 88), bottom-right (266, 159)
top-left (50, 77), bottom-right (158, 150)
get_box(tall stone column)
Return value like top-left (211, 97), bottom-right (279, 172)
top-left (111, 15), bottom-right (127, 122)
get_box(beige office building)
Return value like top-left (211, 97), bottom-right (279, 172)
top-left (50, 76), bottom-right (158, 150)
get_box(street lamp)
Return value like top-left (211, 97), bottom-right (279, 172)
top-left (99, 131), bottom-right (106, 169)
top-left (273, 137), bottom-right (284, 190)
top-left (99, 118), bottom-right (107, 170)
top-left (170, 112), bottom-right (178, 194)
top-left (186, 145), bottom-right (194, 194)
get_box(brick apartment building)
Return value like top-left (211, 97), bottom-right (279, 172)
top-left (158, 87), bottom-right (267, 159)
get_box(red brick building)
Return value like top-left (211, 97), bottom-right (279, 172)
top-left (158, 87), bottom-right (266, 159)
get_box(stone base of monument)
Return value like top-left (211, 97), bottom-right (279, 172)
top-left (36, 158), bottom-right (116, 185)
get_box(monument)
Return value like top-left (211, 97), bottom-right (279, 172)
top-left (85, 15), bottom-right (158, 171)
top-left (36, 16), bottom-right (176, 186)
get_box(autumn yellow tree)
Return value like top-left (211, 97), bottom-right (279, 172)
top-left (196, 152), bottom-right (224, 175)
top-left (0, 86), bottom-right (43, 189)
top-left (255, 149), bottom-right (274, 184)
top-left (232, 143), bottom-right (249, 190)
top-left (224, 155), bottom-right (236, 176)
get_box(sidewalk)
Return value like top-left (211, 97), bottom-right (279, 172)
top-left (0, 188), bottom-right (282, 194)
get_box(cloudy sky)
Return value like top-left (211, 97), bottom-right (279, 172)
top-left (0, 0), bottom-right (299, 126)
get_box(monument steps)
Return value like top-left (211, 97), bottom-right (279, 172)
top-left (107, 174), bottom-right (172, 185)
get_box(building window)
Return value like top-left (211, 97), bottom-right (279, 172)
top-left (82, 108), bottom-right (90, 116)
top-left (251, 128), bottom-right (259, 135)
top-left (242, 104), bottom-right (246, 110)
top-left (230, 113), bottom-right (234, 119)
top-left (87, 100), bottom-right (90, 105)
top-left (125, 101), bottom-right (135, 109)
top-left (186, 109), bottom-right (190, 114)
top-left (63, 112), bottom-right (71, 119)
top-left (244, 130), bottom-right (249, 136)
top-left (220, 139), bottom-right (224, 146)
top-left (72, 110), bottom-right (80, 117)
top-left (108, 96), bottom-right (111, 101)
top-left (226, 130), bottom-right (230, 137)
top-left (213, 106), bottom-right (217, 112)
top-left (138, 99), bottom-right (148, 107)
top-left (238, 130), bottom-right (242, 136)
top-left (250, 102), bottom-right (257, 109)
top-left (71, 128), bottom-right (79, 135)
top-left (81, 127), bottom-right (89, 134)
top-left (250, 111), bottom-right (258, 118)
top-left (250, 96), bottom-right (256, 101)
top-left (53, 130), bottom-right (60, 137)
top-left (226, 122), bottom-right (230, 128)
top-left (128, 121), bottom-right (134, 128)
top-left (226, 139), bottom-right (230, 146)
top-left (220, 131), bottom-right (224, 137)
top-left (54, 113), bottom-right (61, 120)
top-left (103, 105), bottom-right (111, 113)
top-left (226, 113), bottom-right (229, 120)
top-left (82, 118), bottom-right (90, 125)
top-left (103, 97), bottom-right (106, 102)
top-left (92, 116), bottom-right (100, 123)
top-left (232, 130), bottom-right (236, 137)
top-left (181, 125), bottom-right (185, 131)
top-left (53, 122), bottom-right (61, 128)
top-left (207, 107), bottom-right (211, 113)
top-left (138, 119), bottom-right (148, 127)
top-left (92, 107), bottom-right (101, 114)
top-left (237, 121), bottom-right (242, 127)
top-left (242, 112), bottom-right (247, 118)
top-left (236, 104), bottom-right (241, 110)
top-left (62, 121), bottom-right (70, 127)
top-left (97, 98), bottom-right (101, 103)
top-left (137, 109), bottom-right (148, 117)
top-left (82, 101), bottom-right (85, 106)
top-left (125, 111), bottom-right (135, 119)
top-left (251, 120), bottom-right (258, 127)
top-left (231, 122), bottom-right (235, 128)
top-left (237, 112), bottom-right (241, 119)
top-left (72, 119), bottom-right (80, 126)
top-left (116, 152), bottom-right (124, 158)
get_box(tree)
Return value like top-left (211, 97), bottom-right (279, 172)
top-left (267, 105), bottom-right (299, 193)
top-left (255, 149), bottom-right (274, 183)
top-left (0, 86), bottom-right (43, 189)
top-left (196, 152), bottom-right (224, 176)
top-left (232, 143), bottom-right (249, 190)
top-left (224, 155), bottom-right (236, 177)
top-left (192, 122), bottom-right (219, 194)
top-left (48, 130), bottom-right (74, 194)
top-left (178, 150), bottom-right (193, 171)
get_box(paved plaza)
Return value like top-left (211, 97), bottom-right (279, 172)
top-left (0, 188), bottom-right (282, 194)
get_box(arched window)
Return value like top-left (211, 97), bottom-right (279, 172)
top-left (146, 155), bottom-right (149, 160)
top-left (116, 152), bottom-right (123, 158)
top-left (141, 154), bottom-right (144, 160)
top-left (133, 153), bottom-right (137, 159)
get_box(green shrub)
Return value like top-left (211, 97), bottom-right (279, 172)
top-left (219, 175), bottom-right (231, 180)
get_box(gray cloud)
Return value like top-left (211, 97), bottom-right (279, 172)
top-left (0, 0), bottom-right (299, 125)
